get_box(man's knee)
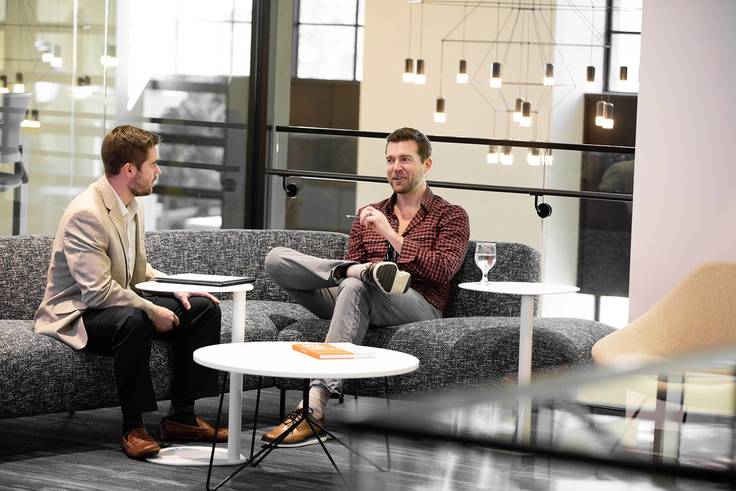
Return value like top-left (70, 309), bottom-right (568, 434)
top-left (337, 277), bottom-right (367, 296)
top-left (265, 246), bottom-right (291, 275)
top-left (116, 308), bottom-right (151, 343)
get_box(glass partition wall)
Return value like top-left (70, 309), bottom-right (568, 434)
top-left (269, 129), bottom-right (633, 327)
top-left (1, 0), bottom-right (640, 328)
top-left (0, 0), bottom-right (252, 237)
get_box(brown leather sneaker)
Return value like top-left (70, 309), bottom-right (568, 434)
top-left (122, 427), bottom-right (161, 460)
top-left (159, 416), bottom-right (228, 442)
top-left (261, 408), bottom-right (327, 447)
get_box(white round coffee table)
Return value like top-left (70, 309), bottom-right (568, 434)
top-left (459, 281), bottom-right (578, 443)
top-left (136, 279), bottom-right (254, 467)
top-left (194, 341), bottom-right (419, 486)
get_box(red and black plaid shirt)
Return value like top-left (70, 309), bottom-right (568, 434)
top-left (346, 187), bottom-right (470, 312)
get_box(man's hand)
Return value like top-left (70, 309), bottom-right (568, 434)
top-left (359, 206), bottom-right (396, 241)
top-left (149, 305), bottom-right (180, 333)
top-left (174, 291), bottom-right (221, 311)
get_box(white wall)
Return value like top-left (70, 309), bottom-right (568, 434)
top-left (358, 0), bottom-right (555, 247)
top-left (629, 0), bottom-right (736, 319)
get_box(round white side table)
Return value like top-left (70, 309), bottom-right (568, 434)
top-left (459, 281), bottom-right (579, 442)
top-left (136, 279), bottom-right (254, 467)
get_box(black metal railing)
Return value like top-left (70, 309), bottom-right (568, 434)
top-left (270, 125), bottom-right (634, 204)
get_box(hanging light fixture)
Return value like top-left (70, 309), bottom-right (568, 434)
top-left (13, 73), bottom-right (25, 93)
top-left (602, 102), bottom-right (614, 129)
top-left (543, 63), bottom-right (554, 86)
top-left (520, 101), bottom-right (532, 127)
top-left (433, 97), bottom-right (446, 123)
top-left (527, 147), bottom-right (541, 166)
top-left (415, 3), bottom-right (426, 85)
top-left (456, 59), bottom-right (468, 84)
top-left (100, 45), bottom-right (118, 68)
top-left (41, 47), bottom-right (55, 63)
top-left (595, 100), bottom-right (606, 127)
top-left (500, 146), bottom-right (513, 166)
top-left (486, 145), bottom-right (500, 164)
top-left (21, 110), bottom-right (40, 129)
top-left (403, 58), bottom-right (415, 83)
top-left (0, 75), bottom-right (8, 94)
top-left (543, 149), bottom-right (554, 166)
top-left (457, 5), bottom-right (468, 85)
top-left (513, 98), bottom-right (524, 123)
top-left (415, 58), bottom-right (426, 85)
top-left (30, 109), bottom-right (41, 129)
top-left (585, 66), bottom-right (596, 91)
top-left (489, 62), bottom-right (502, 88)
top-left (619, 66), bottom-right (628, 81)
top-left (50, 45), bottom-right (63, 68)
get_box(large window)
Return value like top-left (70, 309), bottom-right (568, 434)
top-left (295, 0), bottom-right (365, 81)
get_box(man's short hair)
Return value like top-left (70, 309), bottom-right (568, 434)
top-left (386, 127), bottom-right (432, 163)
top-left (101, 125), bottom-right (161, 176)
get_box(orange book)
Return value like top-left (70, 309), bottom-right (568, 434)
top-left (292, 343), bottom-right (374, 359)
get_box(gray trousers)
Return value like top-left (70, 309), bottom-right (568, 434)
top-left (264, 247), bottom-right (442, 393)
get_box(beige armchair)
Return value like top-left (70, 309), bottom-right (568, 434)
top-left (592, 262), bottom-right (736, 366)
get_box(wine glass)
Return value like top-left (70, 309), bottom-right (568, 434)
top-left (475, 242), bottom-right (497, 284)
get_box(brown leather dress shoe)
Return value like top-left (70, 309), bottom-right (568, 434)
top-left (262, 408), bottom-right (326, 447)
top-left (122, 427), bottom-right (161, 460)
top-left (160, 416), bottom-right (228, 442)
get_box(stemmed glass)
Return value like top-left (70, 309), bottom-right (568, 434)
top-left (475, 242), bottom-right (497, 284)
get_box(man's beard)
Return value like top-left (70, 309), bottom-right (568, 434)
top-left (130, 176), bottom-right (155, 197)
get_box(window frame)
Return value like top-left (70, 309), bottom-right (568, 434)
top-left (292, 0), bottom-right (363, 81)
top-left (603, 0), bottom-right (642, 93)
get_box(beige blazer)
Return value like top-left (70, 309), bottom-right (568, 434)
top-left (34, 176), bottom-right (163, 350)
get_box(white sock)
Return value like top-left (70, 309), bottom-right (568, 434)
top-left (345, 263), bottom-right (368, 279)
top-left (297, 385), bottom-right (331, 420)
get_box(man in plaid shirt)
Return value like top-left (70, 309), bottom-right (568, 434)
top-left (264, 127), bottom-right (469, 446)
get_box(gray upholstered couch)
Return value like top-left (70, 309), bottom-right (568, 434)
top-left (0, 229), bottom-right (614, 419)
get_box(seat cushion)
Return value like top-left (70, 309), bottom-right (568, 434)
top-left (276, 317), bottom-right (615, 397)
top-left (0, 299), bottom-right (315, 418)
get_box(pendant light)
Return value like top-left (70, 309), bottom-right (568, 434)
top-left (403, 58), bottom-right (415, 83)
top-left (527, 147), bottom-right (541, 166)
top-left (13, 73), bottom-right (25, 93)
top-left (433, 97), bottom-right (446, 123)
top-left (619, 66), bottom-right (628, 81)
top-left (489, 62), bottom-right (502, 88)
top-left (595, 100), bottom-right (606, 126)
top-left (543, 149), bottom-right (554, 166)
top-left (520, 101), bottom-right (532, 127)
top-left (602, 102), bottom-right (614, 129)
top-left (415, 58), bottom-right (426, 85)
top-left (585, 66), bottom-right (596, 91)
top-left (486, 145), bottom-right (500, 164)
top-left (0, 75), bottom-right (8, 94)
top-left (500, 146), bottom-right (513, 166)
top-left (456, 59), bottom-right (468, 84)
top-left (543, 63), bottom-right (554, 86)
top-left (513, 98), bottom-right (524, 123)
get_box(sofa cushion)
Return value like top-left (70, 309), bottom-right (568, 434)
top-left (276, 317), bottom-right (614, 397)
top-left (0, 299), bottom-right (316, 418)
top-left (0, 235), bottom-right (53, 320)
top-left (445, 241), bottom-right (541, 318)
top-left (0, 320), bottom-right (176, 419)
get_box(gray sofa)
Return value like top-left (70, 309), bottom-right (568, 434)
top-left (0, 229), bottom-right (614, 419)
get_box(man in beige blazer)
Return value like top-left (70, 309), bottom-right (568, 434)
top-left (35, 125), bottom-right (225, 460)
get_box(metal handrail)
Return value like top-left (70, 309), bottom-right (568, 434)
top-left (270, 126), bottom-right (634, 203)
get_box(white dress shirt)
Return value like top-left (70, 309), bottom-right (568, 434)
top-left (113, 191), bottom-right (140, 284)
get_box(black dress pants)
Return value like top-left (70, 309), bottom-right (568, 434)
top-left (82, 296), bottom-right (222, 419)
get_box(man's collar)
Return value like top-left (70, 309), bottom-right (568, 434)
top-left (98, 175), bottom-right (138, 217)
top-left (388, 186), bottom-right (434, 212)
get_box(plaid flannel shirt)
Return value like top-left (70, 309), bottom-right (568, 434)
top-left (345, 187), bottom-right (470, 312)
